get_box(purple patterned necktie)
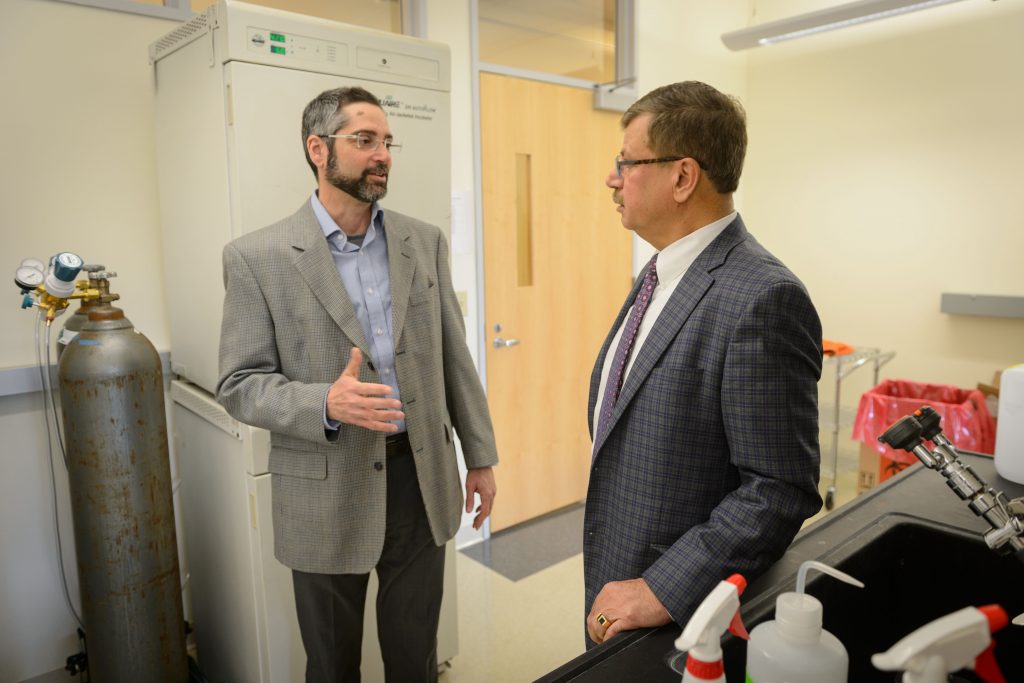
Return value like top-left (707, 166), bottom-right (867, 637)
top-left (596, 254), bottom-right (659, 447)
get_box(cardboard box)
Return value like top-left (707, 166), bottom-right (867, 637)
top-left (857, 442), bottom-right (914, 495)
top-left (976, 370), bottom-right (1002, 399)
top-left (977, 370), bottom-right (1001, 423)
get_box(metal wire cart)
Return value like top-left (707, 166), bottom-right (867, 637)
top-left (822, 346), bottom-right (895, 509)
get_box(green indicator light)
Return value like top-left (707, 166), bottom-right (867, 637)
top-left (270, 32), bottom-right (286, 43)
top-left (271, 45), bottom-right (286, 55)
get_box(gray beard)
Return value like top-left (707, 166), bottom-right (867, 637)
top-left (326, 148), bottom-right (388, 203)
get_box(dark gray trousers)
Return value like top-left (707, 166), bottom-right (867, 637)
top-left (292, 434), bottom-right (445, 683)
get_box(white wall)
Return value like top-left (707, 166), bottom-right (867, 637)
top-left (0, 2), bottom-right (178, 680)
top-left (631, 0), bottom-right (1024, 389)
top-left (1, 0), bottom-right (174, 366)
top-left (631, 0), bottom-right (751, 273)
top-left (742, 0), bottom-right (1024, 387)
top-left (0, 392), bottom-right (80, 683)
top-left (424, 1), bottom-right (487, 545)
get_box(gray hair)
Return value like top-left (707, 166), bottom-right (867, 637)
top-left (301, 86), bottom-right (382, 179)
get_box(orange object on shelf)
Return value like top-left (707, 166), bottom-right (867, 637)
top-left (822, 339), bottom-right (855, 357)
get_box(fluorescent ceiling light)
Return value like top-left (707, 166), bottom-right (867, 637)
top-left (721, 0), bottom-right (971, 51)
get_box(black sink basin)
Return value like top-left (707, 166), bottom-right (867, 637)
top-left (537, 455), bottom-right (1024, 683)
top-left (717, 516), bottom-right (1024, 682)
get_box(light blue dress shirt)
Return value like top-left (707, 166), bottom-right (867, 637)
top-left (311, 192), bottom-right (405, 433)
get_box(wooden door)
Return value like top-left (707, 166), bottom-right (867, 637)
top-left (481, 73), bottom-right (632, 531)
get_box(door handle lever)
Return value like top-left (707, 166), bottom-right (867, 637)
top-left (493, 337), bottom-right (520, 349)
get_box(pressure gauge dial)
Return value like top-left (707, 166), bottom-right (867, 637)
top-left (15, 265), bottom-right (45, 290)
top-left (45, 251), bottom-right (84, 298)
top-left (52, 252), bottom-right (84, 282)
top-left (56, 252), bottom-right (83, 268)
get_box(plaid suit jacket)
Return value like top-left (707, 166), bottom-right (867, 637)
top-left (217, 202), bottom-right (497, 574)
top-left (585, 215), bottom-right (822, 627)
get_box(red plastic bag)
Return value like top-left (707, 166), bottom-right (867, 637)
top-left (852, 379), bottom-right (996, 464)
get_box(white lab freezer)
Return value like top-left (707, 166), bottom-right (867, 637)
top-left (151, 2), bottom-right (458, 680)
top-left (170, 380), bottom-right (458, 683)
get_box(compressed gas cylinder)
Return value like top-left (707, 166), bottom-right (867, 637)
top-left (58, 300), bottom-right (187, 682)
top-left (56, 298), bottom-right (97, 359)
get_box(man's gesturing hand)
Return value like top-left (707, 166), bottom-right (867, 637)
top-left (327, 348), bottom-right (404, 432)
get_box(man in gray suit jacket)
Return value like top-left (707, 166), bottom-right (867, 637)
top-left (585, 81), bottom-right (822, 647)
top-left (217, 87), bottom-right (498, 683)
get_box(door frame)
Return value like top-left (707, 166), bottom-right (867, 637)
top-left (469, 0), bottom-right (636, 386)
top-left (466, 0), bottom-right (636, 539)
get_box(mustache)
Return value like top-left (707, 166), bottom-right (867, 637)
top-left (364, 164), bottom-right (389, 178)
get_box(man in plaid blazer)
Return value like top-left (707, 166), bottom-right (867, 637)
top-left (217, 87), bottom-right (498, 682)
top-left (585, 81), bottom-right (822, 646)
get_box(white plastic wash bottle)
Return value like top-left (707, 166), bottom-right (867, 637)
top-left (744, 560), bottom-right (864, 683)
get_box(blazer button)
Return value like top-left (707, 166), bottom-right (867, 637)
top-left (374, 462), bottom-right (384, 472)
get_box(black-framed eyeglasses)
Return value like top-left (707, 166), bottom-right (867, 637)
top-left (325, 133), bottom-right (402, 153)
top-left (614, 155), bottom-right (687, 178)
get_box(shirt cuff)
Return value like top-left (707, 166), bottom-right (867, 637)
top-left (323, 392), bottom-right (340, 431)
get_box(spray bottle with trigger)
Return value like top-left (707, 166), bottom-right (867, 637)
top-left (673, 574), bottom-right (749, 683)
top-left (871, 606), bottom-right (1023, 683)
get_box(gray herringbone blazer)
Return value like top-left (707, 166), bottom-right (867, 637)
top-left (217, 202), bottom-right (497, 574)
top-left (585, 215), bottom-right (822, 629)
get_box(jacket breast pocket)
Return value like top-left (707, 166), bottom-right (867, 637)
top-left (646, 365), bottom-right (705, 392)
top-left (268, 448), bottom-right (327, 480)
top-left (408, 280), bottom-right (437, 306)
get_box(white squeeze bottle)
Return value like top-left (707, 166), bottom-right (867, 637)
top-left (994, 364), bottom-right (1024, 485)
top-left (745, 561), bottom-right (864, 683)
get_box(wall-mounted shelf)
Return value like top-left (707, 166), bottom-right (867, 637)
top-left (941, 293), bottom-right (1024, 319)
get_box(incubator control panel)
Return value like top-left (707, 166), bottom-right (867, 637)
top-left (247, 26), bottom-right (347, 65)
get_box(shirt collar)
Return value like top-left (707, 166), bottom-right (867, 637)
top-left (655, 211), bottom-right (737, 283)
top-left (310, 192), bottom-right (384, 248)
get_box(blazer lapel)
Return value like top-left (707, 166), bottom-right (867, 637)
top-left (382, 210), bottom-right (415, 348)
top-left (291, 204), bottom-right (370, 350)
top-left (594, 217), bottom-right (749, 455)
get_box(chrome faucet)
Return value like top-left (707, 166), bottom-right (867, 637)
top-left (880, 406), bottom-right (1024, 557)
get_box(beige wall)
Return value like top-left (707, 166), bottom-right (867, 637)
top-left (1, 0), bottom-right (174, 370)
top-left (743, 0), bottom-right (1024, 387)
top-left (633, 0), bottom-right (1024, 388)
top-left (632, 0), bottom-right (751, 272)
top-left (1, 2), bottom-right (177, 680)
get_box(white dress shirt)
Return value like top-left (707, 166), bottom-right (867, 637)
top-left (592, 212), bottom-right (737, 441)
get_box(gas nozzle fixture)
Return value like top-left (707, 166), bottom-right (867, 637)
top-left (880, 406), bottom-right (1024, 558)
top-left (14, 254), bottom-right (118, 322)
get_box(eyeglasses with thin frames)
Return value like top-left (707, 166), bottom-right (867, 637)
top-left (614, 155), bottom-right (692, 178)
top-left (326, 133), bottom-right (402, 153)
